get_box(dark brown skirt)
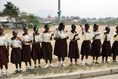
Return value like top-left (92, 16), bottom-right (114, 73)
top-left (31, 43), bottom-right (42, 60)
top-left (102, 41), bottom-right (111, 56)
top-left (54, 39), bottom-right (67, 57)
top-left (11, 48), bottom-right (22, 64)
top-left (22, 45), bottom-right (31, 62)
top-left (91, 39), bottom-right (101, 57)
top-left (68, 41), bottom-right (79, 58)
top-left (81, 40), bottom-right (91, 56)
top-left (112, 41), bottom-right (118, 55)
top-left (0, 46), bottom-right (9, 65)
top-left (42, 42), bottom-right (52, 60)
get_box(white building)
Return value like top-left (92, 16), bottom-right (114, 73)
top-left (0, 16), bottom-right (16, 22)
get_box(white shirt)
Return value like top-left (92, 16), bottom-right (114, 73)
top-left (10, 38), bottom-right (21, 48)
top-left (103, 34), bottom-right (111, 41)
top-left (82, 32), bottom-right (91, 40)
top-left (114, 32), bottom-right (118, 41)
top-left (54, 30), bottom-right (68, 39)
top-left (0, 34), bottom-right (9, 46)
top-left (69, 32), bottom-right (79, 41)
top-left (42, 32), bottom-right (52, 42)
top-left (21, 34), bottom-right (32, 45)
top-left (31, 34), bottom-right (42, 43)
top-left (92, 31), bottom-right (101, 40)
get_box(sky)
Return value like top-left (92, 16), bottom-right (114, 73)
top-left (0, 0), bottom-right (118, 18)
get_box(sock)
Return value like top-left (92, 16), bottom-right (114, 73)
top-left (26, 66), bottom-right (28, 69)
top-left (62, 61), bottom-right (64, 64)
top-left (96, 60), bottom-right (98, 62)
top-left (35, 65), bottom-right (37, 67)
top-left (81, 60), bottom-right (83, 64)
top-left (6, 69), bottom-right (8, 73)
top-left (16, 68), bottom-right (18, 70)
top-left (75, 62), bottom-right (77, 64)
top-left (46, 63), bottom-right (48, 65)
top-left (93, 60), bottom-right (96, 62)
top-left (38, 64), bottom-right (40, 66)
top-left (30, 66), bottom-right (32, 69)
top-left (19, 68), bottom-right (22, 70)
top-left (86, 59), bottom-right (88, 64)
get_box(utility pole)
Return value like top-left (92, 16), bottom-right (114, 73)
top-left (58, 0), bottom-right (61, 25)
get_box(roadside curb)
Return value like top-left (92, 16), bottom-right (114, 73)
top-left (15, 68), bottom-right (118, 79)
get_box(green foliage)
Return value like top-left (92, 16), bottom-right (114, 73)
top-left (26, 14), bottom-right (39, 27)
top-left (0, 22), bottom-right (1, 26)
top-left (38, 24), bottom-right (45, 28)
top-left (0, 11), bottom-right (2, 16)
top-left (106, 20), bottom-right (118, 25)
top-left (80, 19), bottom-right (87, 24)
top-left (2, 2), bottom-right (20, 17)
top-left (18, 14), bottom-right (40, 28)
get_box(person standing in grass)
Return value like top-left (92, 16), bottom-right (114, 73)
top-left (21, 27), bottom-right (33, 72)
top-left (68, 24), bottom-right (80, 66)
top-left (102, 27), bottom-right (111, 63)
top-left (10, 31), bottom-right (23, 74)
top-left (0, 26), bottom-right (9, 77)
top-left (112, 26), bottom-right (118, 62)
top-left (54, 23), bottom-right (68, 67)
top-left (31, 26), bottom-right (42, 69)
top-left (91, 24), bottom-right (101, 64)
top-left (42, 24), bottom-right (54, 68)
top-left (79, 23), bottom-right (91, 66)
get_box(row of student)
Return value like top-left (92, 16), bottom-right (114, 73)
top-left (0, 23), bottom-right (118, 77)
top-left (0, 25), bottom-right (54, 77)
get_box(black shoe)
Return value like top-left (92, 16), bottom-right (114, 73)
top-left (96, 62), bottom-right (99, 64)
top-left (30, 68), bottom-right (33, 72)
top-left (26, 68), bottom-right (29, 72)
top-left (113, 60), bottom-right (117, 63)
top-left (34, 66), bottom-right (37, 69)
top-left (19, 70), bottom-right (23, 74)
top-left (14, 70), bottom-right (19, 74)
top-left (105, 61), bottom-right (109, 63)
top-left (85, 63), bottom-right (90, 66)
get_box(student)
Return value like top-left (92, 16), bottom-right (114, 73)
top-left (0, 26), bottom-right (9, 77)
top-left (54, 22), bottom-right (68, 67)
top-left (10, 31), bottom-right (23, 74)
top-left (21, 27), bottom-right (33, 71)
top-left (112, 26), bottom-right (118, 62)
top-left (68, 24), bottom-right (79, 66)
top-left (79, 23), bottom-right (91, 65)
top-left (91, 24), bottom-right (101, 64)
top-left (31, 26), bottom-right (42, 69)
top-left (102, 27), bottom-right (111, 63)
top-left (42, 24), bottom-right (53, 68)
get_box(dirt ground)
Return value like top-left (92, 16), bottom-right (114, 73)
top-left (1, 25), bottom-right (118, 79)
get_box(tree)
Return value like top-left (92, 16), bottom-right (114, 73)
top-left (0, 11), bottom-right (2, 16)
top-left (80, 19), bottom-right (87, 24)
top-left (23, 14), bottom-right (39, 28)
top-left (2, 2), bottom-right (20, 17)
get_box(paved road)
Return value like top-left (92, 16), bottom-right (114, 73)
top-left (83, 74), bottom-right (118, 79)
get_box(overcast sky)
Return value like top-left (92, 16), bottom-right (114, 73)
top-left (0, 0), bottom-right (118, 18)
